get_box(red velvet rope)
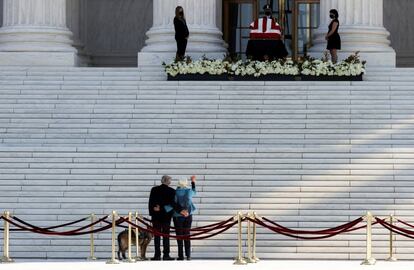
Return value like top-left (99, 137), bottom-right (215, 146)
top-left (0, 212), bottom-right (372, 242)
top-left (141, 216), bottom-right (235, 232)
top-left (342, 219), bottom-right (382, 233)
top-left (261, 216), bottom-right (363, 235)
top-left (125, 219), bottom-right (237, 240)
top-left (376, 217), bottom-right (414, 237)
top-left (137, 216), bottom-right (235, 233)
top-left (251, 217), bottom-right (363, 240)
top-left (129, 217), bottom-right (234, 237)
top-left (39, 216), bottom-right (90, 230)
top-left (376, 218), bottom-right (414, 239)
top-left (11, 215), bottom-right (108, 235)
top-left (397, 219), bottom-right (414, 229)
top-left (102, 219), bottom-right (128, 229)
top-left (2, 215), bottom-right (116, 236)
top-left (1, 215), bottom-right (91, 232)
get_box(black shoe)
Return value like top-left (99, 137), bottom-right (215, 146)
top-left (186, 257), bottom-right (191, 261)
top-left (151, 257), bottom-right (161, 261)
top-left (177, 257), bottom-right (185, 261)
top-left (163, 256), bottom-right (175, 261)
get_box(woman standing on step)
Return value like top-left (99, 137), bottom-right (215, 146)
top-left (174, 6), bottom-right (190, 61)
top-left (325, 9), bottom-right (341, 63)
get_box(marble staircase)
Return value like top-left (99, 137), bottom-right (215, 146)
top-left (1, 67), bottom-right (414, 260)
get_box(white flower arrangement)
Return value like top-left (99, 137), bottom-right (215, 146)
top-left (164, 53), bottom-right (365, 78)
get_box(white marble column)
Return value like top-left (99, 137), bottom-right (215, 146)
top-left (66, 0), bottom-right (83, 51)
top-left (310, 0), bottom-right (396, 67)
top-left (138, 0), bottom-right (227, 66)
top-left (0, 0), bottom-right (78, 66)
top-left (66, 0), bottom-right (89, 66)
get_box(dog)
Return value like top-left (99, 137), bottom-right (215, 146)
top-left (117, 229), bottom-right (153, 260)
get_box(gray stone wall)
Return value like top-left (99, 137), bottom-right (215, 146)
top-left (82, 0), bottom-right (152, 67)
top-left (384, 0), bottom-right (414, 67)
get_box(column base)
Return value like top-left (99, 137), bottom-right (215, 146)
top-left (138, 52), bottom-right (226, 67)
top-left (0, 52), bottom-right (78, 66)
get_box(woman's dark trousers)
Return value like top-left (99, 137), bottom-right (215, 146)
top-left (173, 215), bottom-right (193, 259)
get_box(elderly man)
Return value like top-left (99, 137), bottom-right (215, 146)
top-left (148, 175), bottom-right (188, 261)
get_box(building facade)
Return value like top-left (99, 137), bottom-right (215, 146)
top-left (0, 0), bottom-right (412, 67)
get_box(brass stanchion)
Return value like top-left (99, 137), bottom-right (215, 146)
top-left (252, 212), bottom-right (260, 262)
top-left (361, 212), bottom-right (376, 265)
top-left (134, 212), bottom-right (142, 261)
top-left (87, 213), bottom-right (97, 261)
top-left (245, 213), bottom-right (255, 263)
top-left (106, 211), bottom-right (120, 264)
top-left (0, 211), bottom-right (14, 263)
top-left (233, 212), bottom-right (247, 265)
top-left (386, 214), bottom-right (397, 262)
top-left (246, 213), bottom-right (253, 263)
top-left (126, 212), bottom-right (136, 263)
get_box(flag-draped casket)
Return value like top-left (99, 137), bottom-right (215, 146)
top-left (249, 17), bottom-right (282, 40)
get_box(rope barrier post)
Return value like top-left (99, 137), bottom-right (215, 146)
top-left (361, 212), bottom-right (376, 265)
top-left (87, 213), bottom-right (97, 261)
top-left (0, 211), bottom-right (14, 263)
top-left (126, 212), bottom-right (136, 263)
top-left (233, 212), bottom-right (247, 265)
top-left (106, 211), bottom-right (120, 264)
top-left (134, 212), bottom-right (142, 261)
top-left (385, 214), bottom-right (397, 262)
top-left (252, 212), bottom-right (260, 262)
top-left (245, 213), bottom-right (254, 263)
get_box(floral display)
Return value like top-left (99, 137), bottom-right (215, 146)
top-left (164, 52), bottom-right (365, 79)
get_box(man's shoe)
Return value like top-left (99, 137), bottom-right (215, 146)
top-left (186, 257), bottom-right (191, 261)
top-left (151, 257), bottom-right (161, 261)
top-left (177, 257), bottom-right (185, 261)
top-left (163, 256), bottom-right (175, 261)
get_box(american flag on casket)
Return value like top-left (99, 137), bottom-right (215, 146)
top-left (249, 17), bottom-right (282, 40)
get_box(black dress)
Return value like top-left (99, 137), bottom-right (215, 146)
top-left (174, 17), bottom-right (189, 57)
top-left (327, 19), bottom-right (341, 50)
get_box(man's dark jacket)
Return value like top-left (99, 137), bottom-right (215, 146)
top-left (149, 184), bottom-right (183, 223)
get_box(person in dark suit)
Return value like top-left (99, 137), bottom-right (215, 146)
top-left (149, 175), bottom-right (188, 261)
top-left (325, 9), bottom-right (341, 63)
top-left (174, 6), bottom-right (189, 61)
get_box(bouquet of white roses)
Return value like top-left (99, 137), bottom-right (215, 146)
top-left (164, 52), bottom-right (365, 77)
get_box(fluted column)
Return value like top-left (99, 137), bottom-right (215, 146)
top-left (310, 0), bottom-right (395, 67)
top-left (66, 0), bottom-right (89, 66)
top-left (66, 0), bottom-right (83, 50)
top-left (0, 0), bottom-right (78, 66)
top-left (138, 0), bottom-right (227, 66)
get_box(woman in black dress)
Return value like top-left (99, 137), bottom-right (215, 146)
top-left (174, 6), bottom-right (189, 61)
top-left (325, 9), bottom-right (341, 63)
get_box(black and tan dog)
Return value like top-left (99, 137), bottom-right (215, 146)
top-left (117, 229), bottom-right (153, 260)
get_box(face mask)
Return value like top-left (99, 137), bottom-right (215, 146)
top-left (179, 11), bottom-right (184, 16)
top-left (329, 14), bottom-right (335, 19)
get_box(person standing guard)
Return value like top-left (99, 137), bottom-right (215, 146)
top-left (174, 6), bottom-right (190, 61)
top-left (325, 9), bottom-right (341, 63)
